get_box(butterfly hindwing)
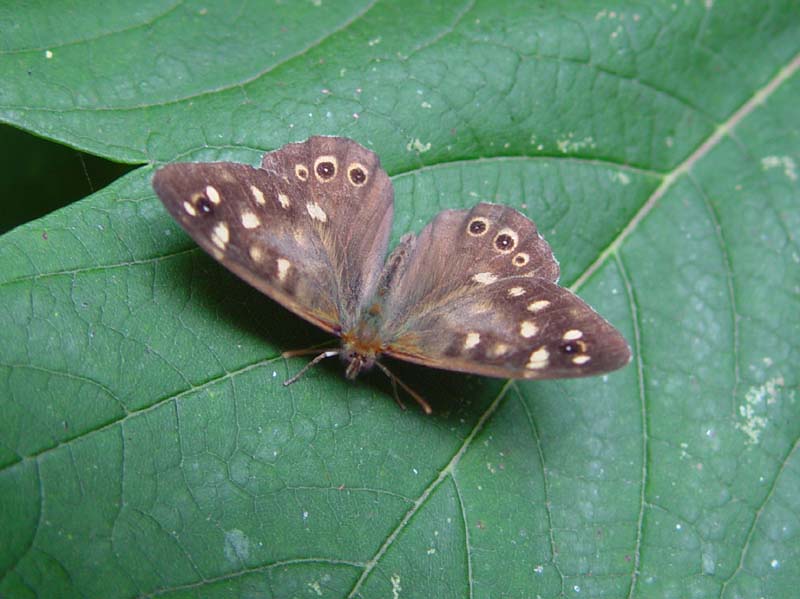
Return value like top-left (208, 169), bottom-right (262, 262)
top-left (152, 137), bottom-right (394, 333)
top-left (380, 203), bottom-right (631, 378)
top-left (385, 277), bottom-right (631, 379)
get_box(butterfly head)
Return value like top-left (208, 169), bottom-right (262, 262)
top-left (341, 349), bottom-right (376, 380)
top-left (340, 322), bottom-right (386, 379)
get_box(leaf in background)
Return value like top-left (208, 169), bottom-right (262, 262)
top-left (0, 125), bottom-right (134, 233)
top-left (1, 1), bottom-right (799, 598)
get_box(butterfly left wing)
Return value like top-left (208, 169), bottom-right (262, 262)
top-left (152, 137), bottom-right (394, 334)
top-left (378, 203), bottom-right (631, 379)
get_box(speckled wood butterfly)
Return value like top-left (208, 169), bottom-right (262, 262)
top-left (153, 136), bottom-right (630, 413)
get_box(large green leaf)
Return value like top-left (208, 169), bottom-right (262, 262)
top-left (2, 1), bottom-right (798, 597)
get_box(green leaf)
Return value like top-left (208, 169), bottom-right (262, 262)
top-left (2, 2), bottom-right (799, 598)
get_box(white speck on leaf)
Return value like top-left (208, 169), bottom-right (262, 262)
top-left (761, 155), bottom-right (797, 181)
top-left (406, 138), bottom-right (432, 153)
top-left (391, 573), bottom-right (402, 599)
top-left (735, 376), bottom-right (785, 444)
top-left (308, 581), bottom-right (323, 596)
top-left (702, 549), bottom-right (716, 574)
top-left (610, 171), bottom-right (631, 185)
top-left (556, 133), bottom-right (596, 153)
top-left (223, 529), bottom-right (250, 563)
top-left (45, 50), bottom-right (53, 58)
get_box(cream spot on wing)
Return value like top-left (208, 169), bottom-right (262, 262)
top-left (250, 185), bottom-right (266, 205)
top-left (519, 321), bottom-right (539, 338)
top-left (527, 300), bottom-right (551, 312)
top-left (183, 201), bottom-right (197, 216)
top-left (563, 329), bottom-right (583, 341)
top-left (464, 332), bottom-right (481, 350)
top-left (508, 286), bottom-right (525, 297)
top-left (211, 247), bottom-right (224, 261)
top-left (241, 211), bottom-right (260, 229)
top-left (205, 185), bottom-right (221, 204)
top-left (211, 222), bottom-right (229, 249)
top-left (472, 272), bottom-right (497, 285)
top-left (277, 193), bottom-right (290, 209)
top-left (249, 245), bottom-right (263, 262)
top-left (306, 202), bottom-right (328, 222)
top-left (526, 347), bottom-right (549, 369)
top-left (572, 355), bottom-right (591, 365)
top-left (489, 343), bottom-right (510, 358)
top-left (277, 258), bottom-right (291, 281)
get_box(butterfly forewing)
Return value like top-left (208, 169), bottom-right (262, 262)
top-left (152, 137), bottom-right (394, 334)
top-left (260, 137), bottom-right (394, 329)
top-left (380, 203), bottom-right (631, 378)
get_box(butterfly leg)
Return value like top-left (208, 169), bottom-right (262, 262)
top-left (374, 362), bottom-right (433, 415)
top-left (282, 346), bottom-right (337, 359)
top-left (283, 350), bottom-right (340, 387)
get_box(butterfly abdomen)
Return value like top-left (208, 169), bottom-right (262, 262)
top-left (374, 233), bottom-right (416, 298)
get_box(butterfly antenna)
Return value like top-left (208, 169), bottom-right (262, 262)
top-left (283, 350), bottom-right (339, 387)
top-left (375, 362), bottom-right (433, 415)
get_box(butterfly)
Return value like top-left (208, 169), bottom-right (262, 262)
top-left (153, 136), bottom-right (631, 413)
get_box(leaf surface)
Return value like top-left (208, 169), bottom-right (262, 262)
top-left (1, 2), bottom-right (799, 598)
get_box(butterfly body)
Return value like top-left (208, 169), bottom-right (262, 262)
top-left (153, 136), bottom-right (631, 401)
top-left (340, 309), bottom-right (384, 378)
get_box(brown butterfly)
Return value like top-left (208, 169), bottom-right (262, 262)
top-left (153, 136), bottom-right (631, 413)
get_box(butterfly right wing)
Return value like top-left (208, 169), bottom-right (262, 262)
top-left (379, 203), bottom-right (631, 379)
top-left (152, 137), bottom-right (394, 334)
